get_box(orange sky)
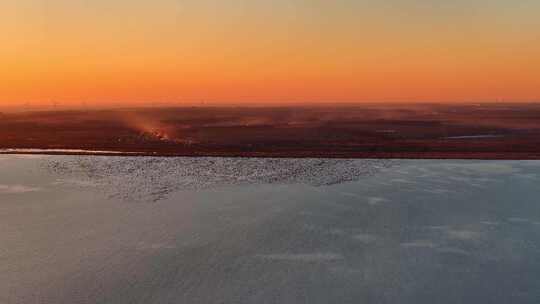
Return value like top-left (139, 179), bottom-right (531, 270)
top-left (1, 0), bottom-right (539, 108)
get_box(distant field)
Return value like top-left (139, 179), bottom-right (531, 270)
top-left (1, 104), bottom-right (540, 159)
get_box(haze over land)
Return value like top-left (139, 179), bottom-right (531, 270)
top-left (2, 104), bottom-right (540, 159)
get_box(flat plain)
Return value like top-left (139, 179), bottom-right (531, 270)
top-left (2, 103), bottom-right (540, 158)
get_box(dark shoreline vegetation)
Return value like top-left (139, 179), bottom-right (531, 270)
top-left (2, 151), bottom-right (540, 160)
top-left (1, 103), bottom-right (540, 159)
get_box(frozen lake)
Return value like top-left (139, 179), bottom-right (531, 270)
top-left (1, 155), bottom-right (540, 303)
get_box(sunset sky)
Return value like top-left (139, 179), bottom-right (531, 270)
top-left (1, 0), bottom-right (539, 108)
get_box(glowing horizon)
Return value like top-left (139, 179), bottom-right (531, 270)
top-left (1, 0), bottom-right (539, 108)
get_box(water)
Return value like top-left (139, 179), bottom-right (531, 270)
top-left (1, 155), bottom-right (539, 303)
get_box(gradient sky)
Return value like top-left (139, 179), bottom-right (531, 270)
top-left (1, 0), bottom-right (539, 107)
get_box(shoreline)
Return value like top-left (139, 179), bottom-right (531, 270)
top-left (2, 148), bottom-right (540, 160)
